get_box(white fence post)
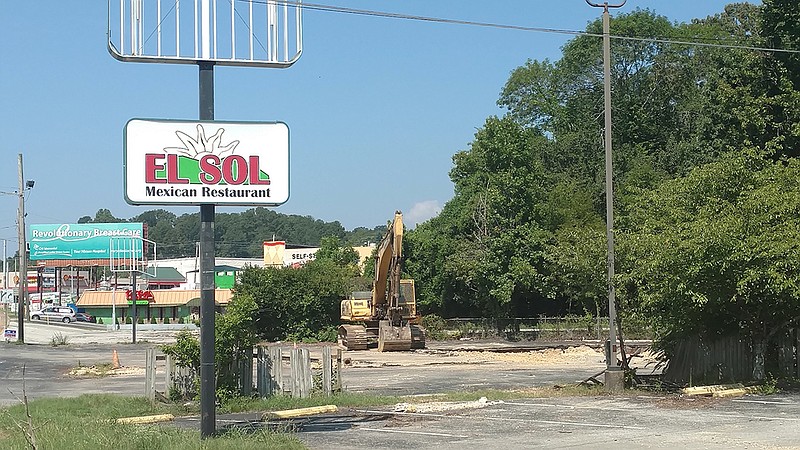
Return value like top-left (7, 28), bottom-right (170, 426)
top-left (145, 348), bottom-right (156, 402)
top-left (323, 346), bottom-right (332, 396)
top-left (269, 346), bottom-right (283, 395)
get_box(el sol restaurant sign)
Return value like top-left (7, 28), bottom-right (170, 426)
top-left (124, 119), bottom-right (289, 206)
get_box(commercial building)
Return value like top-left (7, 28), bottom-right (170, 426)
top-left (75, 289), bottom-right (232, 325)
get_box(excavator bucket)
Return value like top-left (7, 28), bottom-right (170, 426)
top-left (377, 320), bottom-right (412, 352)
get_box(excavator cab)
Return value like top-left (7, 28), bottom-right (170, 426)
top-left (398, 279), bottom-right (417, 319)
top-left (340, 291), bottom-right (372, 321)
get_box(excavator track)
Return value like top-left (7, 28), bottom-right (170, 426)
top-left (410, 324), bottom-right (426, 349)
top-left (338, 325), bottom-right (369, 351)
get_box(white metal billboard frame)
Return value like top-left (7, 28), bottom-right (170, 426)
top-left (109, 235), bottom-right (157, 277)
top-left (107, 0), bottom-right (303, 68)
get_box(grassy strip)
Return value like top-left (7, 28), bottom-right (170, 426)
top-left (0, 386), bottom-right (610, 449)
top-left (219, 384), bottom-right (611, 414)
top-left (0, 395), bottom-right (303, 450)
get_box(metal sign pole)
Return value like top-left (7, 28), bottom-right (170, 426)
top-left (198, 62), bottom-right (217, 439)
top-left (198, 0), bottom-right (217, 435)
top-left (132, 272), bottom-right (137, 344)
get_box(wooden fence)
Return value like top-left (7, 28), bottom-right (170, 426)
top-left (145, 345), bottom-right (343, 402)
top-left (663, 330), bottom-right (799, 385)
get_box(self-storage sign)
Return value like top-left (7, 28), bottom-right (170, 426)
top-left (124, 119), bottom-right (289, 206)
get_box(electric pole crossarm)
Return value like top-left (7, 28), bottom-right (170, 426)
top-left (585, 0), bottom-right (627, 9)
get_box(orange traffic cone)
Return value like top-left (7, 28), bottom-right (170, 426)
top-left (112, 349), bottom-right (121, 369)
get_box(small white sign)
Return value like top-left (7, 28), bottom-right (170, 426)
top-left (3, 328), bottom-right (17, 342)
top-left (124, 119), bottom-right (289, 206)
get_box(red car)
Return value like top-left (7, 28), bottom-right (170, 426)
top-left (75, 312), bottom-right (96, 323)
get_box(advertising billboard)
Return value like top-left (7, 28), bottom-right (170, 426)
top-left (124, 119), bottom-right (289, 206)
top-left (29, 223), bottom-right (144, 260)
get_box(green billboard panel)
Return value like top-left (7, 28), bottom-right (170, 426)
top-left (29, 223), bottom-right (144, 260)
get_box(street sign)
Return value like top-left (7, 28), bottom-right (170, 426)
top-left (124, 119), bottom-right (289, 206)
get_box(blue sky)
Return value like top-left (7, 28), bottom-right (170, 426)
top-left (0, 0), bottom-right (756, 248)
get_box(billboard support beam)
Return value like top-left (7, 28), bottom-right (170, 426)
top-left (131, 272), bottom-right (137, 344)
top-left (199, 61), bottom-right (216, 439)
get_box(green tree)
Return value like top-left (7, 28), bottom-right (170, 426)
top-left (214, 293), bottom-right (259, 396)
top-left (235, 261), bottom-right (351, 342)
top-left (315, 236), bottom-right (360, 269)
top-left (763, 0), bottom-right (800, 89)
top-left (407, 116), bottom-right (555, 319)
top-left (86, 208), bottom-right (125, 223)
top-left (621, 153), bottom-right (800, 379)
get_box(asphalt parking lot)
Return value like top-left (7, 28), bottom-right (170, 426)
top-left (3, 323), bottom-right (800, 449)
top-left (293, 394), bottom-right (800, 449)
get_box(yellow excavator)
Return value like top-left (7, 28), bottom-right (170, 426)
top-left (338, 211), bottom-right (425, 351)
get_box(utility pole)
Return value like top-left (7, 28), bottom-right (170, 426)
top-left (3, 239), bottom-right (8, 290)
top-left (585, 0), bottom-right (626, 392)
top-left (17, 154), bottom-right (28, 343)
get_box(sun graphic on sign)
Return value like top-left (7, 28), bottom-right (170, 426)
top-left (163, 124), bottom-right (240, 158)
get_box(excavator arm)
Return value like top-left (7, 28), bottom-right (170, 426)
top-left (372, 211), bottom-right (404, 324)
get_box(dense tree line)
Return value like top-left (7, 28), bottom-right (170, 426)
top-left (403, 1), bottom-right (800, 375)
top-left (77, 207), bottom-right (386, 258)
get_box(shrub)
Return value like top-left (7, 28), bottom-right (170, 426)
top-left (178, 317), bottom-right (185, 324)
top-left (96, 317), bottom-right (104, 325)
top-left (50, 332), bottom-right (69, 347)
top-left (125, 316), bottom-right (132, 324)
top-left (316, 326), bottom-right (338, 343)
top-left (150, 317), bottom-right (157, 324)
top-left (164, 317), bottom-right (171, 325)
top-left (421, 314), bottom-right (449, 341)
top-left (138, 317), bottom-right (144, 324)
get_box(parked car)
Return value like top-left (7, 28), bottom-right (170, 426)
top-left (75, 312), bottom-right (95, 323)
top-left (31, 306), bottom-right (77, 323)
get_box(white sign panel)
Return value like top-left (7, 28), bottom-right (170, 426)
top-left (124, 119), bottom-right (289, 206)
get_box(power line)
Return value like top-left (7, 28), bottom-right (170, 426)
top-left (242, 0), bottom-right (800, 55)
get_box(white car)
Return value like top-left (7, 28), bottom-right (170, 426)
top-left (31, 306), bottom-right (77, 323)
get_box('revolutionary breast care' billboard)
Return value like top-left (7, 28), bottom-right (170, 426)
top-left (29, 223), bottom-right (144, 260)
top-left (124, 119), bottom-right (289, 206)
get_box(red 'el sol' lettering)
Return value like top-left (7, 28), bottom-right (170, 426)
top-left (222, 155), bottom-right (248, 185)
top-left (166, 154), bottom-right (189, 184)
top-left (199, 155), bottom-right (222, 184)
top-left (145, 154), bottom-right (166, 183)
top-left (248, 156), bottom-right (270, 185)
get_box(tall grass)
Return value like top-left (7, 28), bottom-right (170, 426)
top-left (0, 395), bottom-right (304, 450)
